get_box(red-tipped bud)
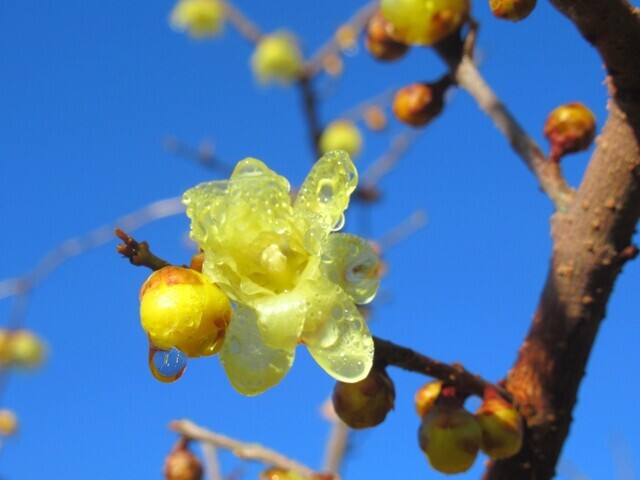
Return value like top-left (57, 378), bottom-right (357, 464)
top-left (393, 82), bottom-right (446, 127)
top-left (543, 102), bottom-right (596, 162)
top-left (414, 381), bottom-right (443, 418)
top-left (490, 0), bottom-right (536, 21)
top-left (164, 439), bottom-right (203, 480)
top-left (365, 12), bottom-right (409, 62)
top-left (475, 387), bottom-right (523, 459)
top-left (332, 367), bottom-right (395, 429)
top-left (418, 406), bottom-right (481, 474)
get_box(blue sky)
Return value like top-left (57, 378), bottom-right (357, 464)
top-left (0, 1), bottom-right (638, 479)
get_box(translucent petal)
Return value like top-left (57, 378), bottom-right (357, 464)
top-left (294, 150), bottom-right (357, 232)
top-left (220, 304), bottom-right (295, 396)
top-left (320, 233), bottom-right (381, 305)
top-left (301, 280), bottom-right (373, 382)
top-left (254, 290), bottom-right (306, 350)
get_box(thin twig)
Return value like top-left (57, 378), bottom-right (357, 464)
top-left (322, 421), bottom-right (350, 475)
top-left (306, 2), bottom-right (379, 77)
top-left (446, 55), bottom-right (574, 209)
top-left (201, 443), bottom-right (223, 480)
top-left (359, 129), bottom-right (422, 189)
top-left (0, 196), bottom-right (185, 300)
top-left (115, 228), bottom-right (172, 271)
top-left (298, 75), bottom-right (324, 158)
top-left (170, 419), bottom-right (320, 478)
top-left (374, 209), bottom-right (427, 253)
top-left (222, 0), bottom-right (262, 43)
top-left (373, 336), bottom-right (507, 399)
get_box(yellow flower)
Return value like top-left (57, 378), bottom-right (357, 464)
top-left (183, 151), bottom-right (380, 395)
top-left (170, 0), bottom-right (225, 39)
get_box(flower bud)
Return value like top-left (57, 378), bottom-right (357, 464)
top-left (164, 440), bottom-right (203, 480)
top-left (0, 409), bottom-right (18, 436)
top-left (2, 330), bottom-right (46, 369)
top-left (319, 120), bottom-right (363, 158)
top-left (140, 266), bottom-right (232, 358)
top-left (170, 0), bottom-right (225, 39)
top-left (381, 0), bottom-right (470, 46)
top-left (543, 102), bottom-right (596, 162)
top-left (365, 12), bottom-right (409, 62)
top-left (335, 25), bottom-right (358, 52)
top-left (490, 0), bottom-right (537, 21)
top-left (260, 469), bottom-right (337, 480)
top-left (363, 106), bottom-right (388, 131)
top-left (475, 388), bottom-right (523, 459)
top-left (414, 381), bottom-right (443, 418)
top-left (393, 83), bottom-right (445, 127)
top-left (251, 33), bottom-right (303, 85)
top-left (418, 406), bottom-right (481, 474)
top-left (332, 367), bottom-right (395, 429)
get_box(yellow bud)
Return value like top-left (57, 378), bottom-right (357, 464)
top-left (332, 367), bottom-right (395, 429)
top-left (6, 330), bottom-right (46, 369)
top-left (170, 0), bottom-right (225, 39)
top-left (418, 406), bottom-right (481, 474)
top-left (0, 409), bottom-right (18, 436)
top-left (490, 0), bottom-right (537, 21)
top-left (414, 381), bottom-right (443, 418)
top-left (335, 25), bottom-right (358, 51)
top-left (319, 120), bottom-right (363, 158)
top-left (251, 33), bottom-right (303, 85)
top-left (140, 266), bottom-right (231, 358)
top-left (322, 53), bottom-right (344, 77)
top-left (381, 0), bottom-right (470, 46)
top-left (475, 390), bottom-right (523, 459)
top-left (543, 102), bottom-right (596, 162)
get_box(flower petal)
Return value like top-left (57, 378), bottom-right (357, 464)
top-left (294, 150), bottom-right (357, 233)
top-left (220, 304), bottom-right (295, 395)
top-left (301, 280), bottom-right (373, 382)
top-left (254, 290), bottom-right (307, 350)
top-left (320, 233), bottom-right (381, 305)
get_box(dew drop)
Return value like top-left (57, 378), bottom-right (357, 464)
top-left (318, 180), bottom-right (334, 203)
top-left (148, 344), bottom-right (187, 383)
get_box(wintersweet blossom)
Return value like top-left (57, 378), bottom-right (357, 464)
top-left (183, 151), bottom-right (380, 395)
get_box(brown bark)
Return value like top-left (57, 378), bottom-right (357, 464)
top-left (484, 2), bottom-right (640, 478)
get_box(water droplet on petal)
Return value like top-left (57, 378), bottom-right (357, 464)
top-left (148, 344), bottom-right (187, 383)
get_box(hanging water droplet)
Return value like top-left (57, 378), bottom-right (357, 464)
top-left (148, 344), bottom-right (187, 383)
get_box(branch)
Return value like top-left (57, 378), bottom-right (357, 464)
top-left (115, 228), bottom-right (172, 271)
top-left (222, 0), bottom-right (263, 44)
top-left (298, 75), bottom-right (324, 158)
top-left (305, 2), bottom-right (378, 77)
top-left (170, 419), bottom-right (323, 478)
top-left (373, 337), bottom-right (506, 398)
top-left (0, 196), bottom-right (184, 300)
top-left (443, 54), bottom-right (573, 209)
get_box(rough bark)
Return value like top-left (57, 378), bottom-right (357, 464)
top-left (484, 2), bottom-right (640, 478)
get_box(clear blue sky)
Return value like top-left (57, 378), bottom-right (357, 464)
top-left (1, 1), bottom-right (638, 478)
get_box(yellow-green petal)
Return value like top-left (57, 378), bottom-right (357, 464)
top-left (302, 280), bottom-right (373, 382)
top-left (294, 150), bottom-right (357, 233)
top-left (320, 233), bottom-right (380, 305)
top-left (254, 290), bottom-right (307, 350)
top-left (219, 304), bottom-right (295, 396)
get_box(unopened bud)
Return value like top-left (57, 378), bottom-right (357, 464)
top-left (164, 440), bottom-right (203, 480)
top-left (490, 0), bottom-right (536, 21)
top-left (414, 381), bottom-right (443, 417)
top-left (140, 266), bottom-right (232, 358)
top-left (393, 82), bottom-right (446, 127)
top-left (475, 387), bottom-right (523, 459)
top-left (418, 406), bottom-right (481, 474)
top-left (319, 120), bottom-right (363, 158)
top-left (544, 102), bottom-right (596, 162)
top-left (365, 12), bottom-right (409, 62)
top-left (363, 106), bottom-right (388, 131)
top-left (332, 367), bottom-right (395, 429)
top-left (0, 409), bottom-right (18, 436)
